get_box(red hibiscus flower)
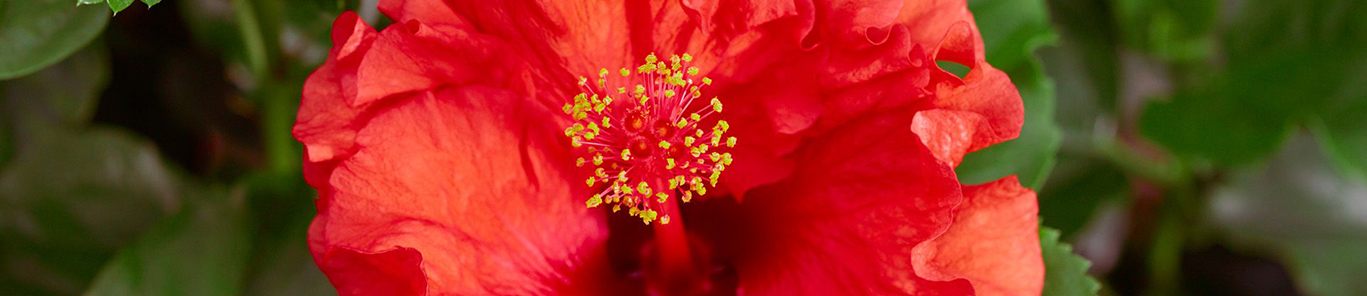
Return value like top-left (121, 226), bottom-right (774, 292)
top-left (294, 0), bottom-right (1040, 295)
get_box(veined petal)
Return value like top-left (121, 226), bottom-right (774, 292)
top-left (703, 110), bottom-right (973, 295)
top-left (913, 176), bottom-right (1044, 295)
top-left (308, 86), bottom-right (612, 295)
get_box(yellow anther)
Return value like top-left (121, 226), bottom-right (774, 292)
top-left (687, 67), bottom-right (699, 76)
top-left (617, 171), bottom-right (628, 182)
top-left (666, 158), bottom-right (676, 169)
top-left (586, 177), bottom-right (597, 186)
top-left (599, 68), bottom-right (609, 77)
top-left (664, 89), bottom-right (676, 98)
top-left (593, 154), bottom-right (604, 165)
top-left (702, 77), bottom-right (712, 85)
top-left (681, 53), bottom-right (692, 62)
top-left (621, 149), bottom-right (631, 161)
top-left (727, 137), bottom-right (737, 147)
top-left (690, 113), bottom-right (701, 121)
top-left (645, 53), bottom-right (658, 64)
top-left (676, 118), bottom-right (688, 128)
top-left (660, 215), bottom-right (671, 224)
top-left (637, 182), bottom-right (652, 196)
top-left (571, 136), bottom-right (583, 147)
top-left (711, 97), bottom-right (724, 113)
top-left (656, 192), bottom-right (668, 203)
top-left (601, 117), bottom-right (612, 128)
top-left (668, 177), bottom-right (679, 189)
top-left (595, 167), bottom-right (606, 177)
top-left (587, 195), bottom-right (603, 208)
top-left (576, 157), bottom-right (586, 167)
top-left (682, 191), bottom-right (692, 203)
top-left (578, 76), bottom-right (588, 86)
top-left (620, 68), bottom-right (630, 76)
top-left (659, 141), bottom-right (671, 149)
top-left (684, 136), bottom-right (696, 146)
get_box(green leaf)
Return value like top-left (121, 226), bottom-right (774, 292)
top-left (0, 0), bottom-right (110, 79)
top-left (1139, 87), bottom-right (1294, 166)
top-left (968, 0), bottom-right (1058, 71)
top-left (1, 42), bottom-right (110, 126)
top-left (240, 172), bottom-right (336, 296)
top-left (1112, 0), bottom-right (1217, 61)
top-left (141, 0), bottom-right (161, 7)
top-left (1041, 226), bottom-right (1102, 296)
top-left (1038, 157), bottom-right (1128, 238)
top-left (957, 0), bottom-right (1063, 189)
top-left (1211, 134), bottom-right (1367, 296)
top-left (0, 127), bottom-right (183, 295)
top-left (85, 189), bottom-right (251, 296)
top-left (77, 0), bottom-right (106, 5)
top-left (1312, 98), bottom-right (1367, 182)
top-left (1043, 0), bottom-right (1119, 112)
top-left (107, 0), bottom-right (133, 14)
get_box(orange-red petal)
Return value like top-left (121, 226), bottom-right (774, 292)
top-left (913, 176), bottom-right (1044, 295)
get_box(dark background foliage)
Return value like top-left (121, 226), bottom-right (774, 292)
top-left (1, 0), bottom-right (1363, 295)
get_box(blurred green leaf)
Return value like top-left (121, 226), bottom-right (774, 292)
top-left (1211, 134), bottom-right (1367, 296)
top-left (0, 127), bottom-right (183, 295)
top-left (1138, 87), bottom-right (1293, 166)
top-left (1041, 226), bottom-right (1101, 296)
top-left (1140, 0), bottom-right (1367, 167)
top-left (968, 0), bottom-right (1057, 71)
top-left (239, 172), bottom-right (335, 296)
top-left (1044, 0), bottom-right (1119, 112)
top-left (0, 0), bottom-right (109, 79)
top-left (1112, 0), bottom-right (1216, 61)
top-left (1, 43), bottom-right (111, 126)
top-left (1313, 98), bottom-right (1367, 182)
top-left (142, 0), bottom-right (162, 7)
top-left (1038, 157), bottom-right (1128, 238)
top-left (957, 0), bottom-right (1063, 189)
top-left (85, 189), bottom-right (251, 296)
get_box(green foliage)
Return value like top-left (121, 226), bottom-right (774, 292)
top-left (1041, 226), bottom-right (1101, 296)
top-left (1313, 98), bottom-right (1367, 182)
top-left (0, 127), bottom-right (184, 295)
top-left (1038, 158), bottom-right (1128, 238)
top-left (1139, 0), bottom-right (1367, 167)
top-left (85, 189), bottom-right (251, 296)
top-left (1112, 0), bottom-right (1217, 61)
top-left (0, 0), bottom-right (109, 79)
top-left (78, 0), bottom-right (162, 15)
top-left (957, 0), bottom-right (1064, 189)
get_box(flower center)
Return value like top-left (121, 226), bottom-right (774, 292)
top-left (562, 53), bottom-right (734, 225)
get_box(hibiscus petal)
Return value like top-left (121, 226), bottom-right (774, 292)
top-left (715, 111), bottom-right (974, 295)
top-left (378, 0), bottom-right (463, 25)
top-left (912, 176), bottom-right (1044, 295)
top-left (315, 246), bottom-right (427, 296)
top-left (295, 12), bottom-right (377, 166)
top-left (440, 0), bottom-right (640, 102)
top-left (353, 20), bottom-right (518, 106)
top-left (308, 87), bottom-right (612, 295)
top-left (910, 109), bottom-right (985, 167)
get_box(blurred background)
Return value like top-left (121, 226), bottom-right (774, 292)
top-left (0, 0), bottom-right (1363, 295)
